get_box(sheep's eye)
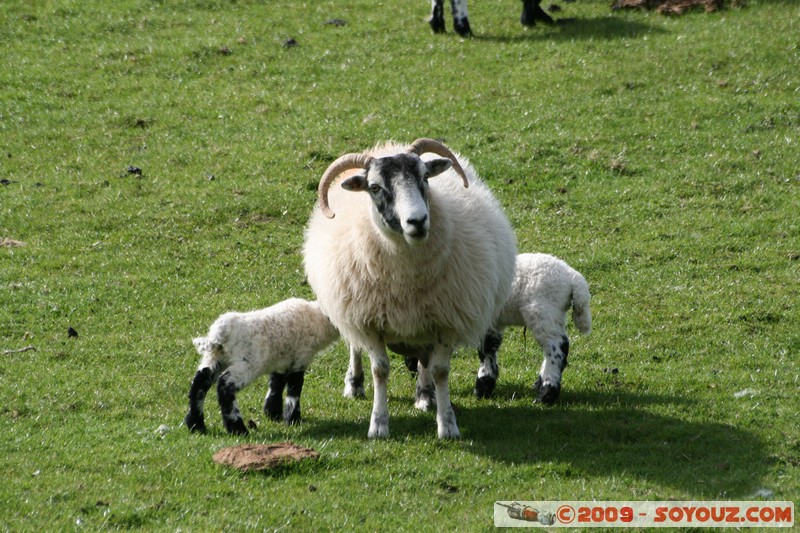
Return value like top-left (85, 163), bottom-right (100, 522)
top-left (369, 184), bottom-right (382, 194)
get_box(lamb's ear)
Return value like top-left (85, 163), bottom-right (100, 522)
top-left (425, 158), bottom-right (452, 178)
top-left (341, 172), bottom-right (369, 191)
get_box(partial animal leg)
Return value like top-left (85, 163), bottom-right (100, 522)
top-left (429, 343), bottom-right (459, 438)
top-left (283, 370), bottom-right (305, 425)
top-left (344, 345), bottom-right (366, 399)
top-left (415, 360), bottom-right (436, 411)
top-left (520, 0), bottom-right (554, 27)
top-left (533, 334), bottom-right (569, 404)
top-left (264, 372), bottom-right (287, 421)
top-left (185, 365), bottom-right (218, 433)
top-left (217, 367), bottom-right (251, 435)
top-left (367, 345), bottom-right (391, 438)
top-left (475, 328), bottom-right (503, 399)
top-left (450, 0), bottom-right (472, 37)
top-left (430, 0), bottom-right (446, 33)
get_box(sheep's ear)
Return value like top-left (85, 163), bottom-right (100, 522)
top-left (341, 172), bottom-right (369, 192)
top-left (425, 158), bottom-right (452, 178)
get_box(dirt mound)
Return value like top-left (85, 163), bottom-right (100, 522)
top-left (612, 0), bottom-right (734, 14)
top-left (212, 442), bottom-right (319, 472)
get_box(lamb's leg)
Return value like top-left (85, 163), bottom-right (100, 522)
top-left (475, 328), bottom-right (503, 399)
top-left (450, 0), bottom-right (472, 37)
top-left (283, 370), bottom-right (305, 425)
top-left (415, 360), bottom-right (436, 411)
top-left (429, 343), bottom-right (459, 439)
top-left (533, 334), bottom-right (569, 404)
top-left (520, 0), bottom-right (554, 27)
top-left (264, 372), bottom-right (286, 421)
top-left (430, 0), bottom-right (446, 33)
top-left (343, 345), bottom-right (366, 399)
top-left (217, 369), bottom-right (249, 435)
top-left (185, 366), bottom-right (218, 433)
top-left (366, 346), bottom-right (391, 439)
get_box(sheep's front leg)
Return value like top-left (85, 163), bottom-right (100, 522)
top-left (185, 365), bottom-right (218, 433)
top-left (343, 345), bottom-right (366, 399)
top-left (533, 334), bottom-right (569, 405)
top-left (475, 328), bottom-right (503, 399)
top-left (366, 347), bottom-right (391, 439)
top-left (264, 372), bottom-right (287, 422)
top-left (429, 343), bottom-right (459, 439)
top-left (283, 370), bottom-right (305, 425)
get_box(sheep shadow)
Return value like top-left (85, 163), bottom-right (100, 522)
top-left (457, 391), bottom-right (767, 498)
top-left (472, 16), bottom-right (667, 43)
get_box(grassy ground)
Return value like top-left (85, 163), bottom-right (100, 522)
top-left (1, 0), bottom-right (798, 530)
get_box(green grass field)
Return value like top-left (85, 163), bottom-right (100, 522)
top-left (1, 0), bottom-right (798, 530)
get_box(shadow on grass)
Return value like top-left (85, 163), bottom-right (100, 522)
top-left (473, 16), bottom-right (667, 43)
top-left (299, 389), bottom-right (766, 498)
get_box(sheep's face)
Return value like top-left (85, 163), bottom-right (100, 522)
top-left (341, 154), bottom-right (451, 246)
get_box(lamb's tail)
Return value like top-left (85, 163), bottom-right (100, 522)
top-left (192, 316), bottom-right (231, 361)
top-left (570, 272), bottom-right (592, 335)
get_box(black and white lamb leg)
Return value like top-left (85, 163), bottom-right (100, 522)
top-left (533, 334), bottom-right (569, 405)
top-left (430, 0), bottom-right (446, 33)
top-left (415, 360), bottom-right (437, 411)
top-left (474, 328), bottom-right (502, 399)
top-left (450, 0), bottom-right (472, 37)
top-left (520, 0), bottom-right (553, 27)
top-left (217, 371), bottom-right (248, 435)
top-left (185, 365), bottom-right (218, 433)
top-left (264, 372), bottom-right (287, 422)
top-left (344, 345), bottom-right (366, 399)
top-left (283, 370), bottom-right (305, 425)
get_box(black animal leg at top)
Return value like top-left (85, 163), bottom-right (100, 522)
top-left (430, 0), bottom-right (446, 33)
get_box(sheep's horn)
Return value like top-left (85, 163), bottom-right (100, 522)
top-left (407, 138), bottom-right (469, 188)
top-left (317, 153), bottom-right (374, 218)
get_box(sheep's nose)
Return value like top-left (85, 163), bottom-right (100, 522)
top-left (406, 215), bottom-right (428, 232)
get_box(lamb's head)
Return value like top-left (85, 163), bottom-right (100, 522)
top-left (317, 138), bottom-right (469, 246)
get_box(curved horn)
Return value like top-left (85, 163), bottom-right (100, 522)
top-left (407, 138), bottom-right (469, 188)
top-left (317, 153), bottom-right (374, 218)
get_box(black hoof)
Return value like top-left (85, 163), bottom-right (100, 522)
top-left (264, 395), bottom-right (283, 422)
top-left (224, 418), bottom-right (249, 435)
top-left (474, 375), bottom-right (497, 399)
top-left (184, 413), bottom-right (207, 433)
top-left (533, 378), bottom-right (560, 405)
top-left (283, 404), bottom-right (301, 425)
top-left (430, 18), bottom-right (446, 33)
top-left (454, 18), bottom-right (472, 37)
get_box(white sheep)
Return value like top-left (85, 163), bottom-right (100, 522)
top-left (345, 253), bottom-right (592, 406)
top-left (473, 252), bottom-right (592, 404)
top-left (184, 298), bottom-right (339, 435)
top-left (304, 138), bottom-right (516, 439)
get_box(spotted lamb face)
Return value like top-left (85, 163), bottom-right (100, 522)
top-left (341, 154), bottom-right (451, 246)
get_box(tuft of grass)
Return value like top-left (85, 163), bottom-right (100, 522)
top-left (1, 0), bottom-right (798, 529)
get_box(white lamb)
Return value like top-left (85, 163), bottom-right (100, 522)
top-left (184, 298), bottom-right (339, 435)
top-left (473, 252), bottom-right (592, 404)
top-left (304, 138), bottom-right (516, 439)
